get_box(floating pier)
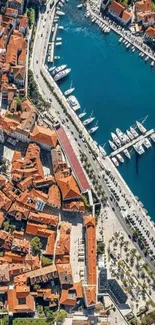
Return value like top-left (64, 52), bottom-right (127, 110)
top-left (48, 23), bottom-right (58, 63)
top-left (109, 129), bottom-right (154, 157)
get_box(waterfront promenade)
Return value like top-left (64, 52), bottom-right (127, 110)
top-left (87, 2), bottom-right (155, 62)
top-left (31, 0), bottom-right (155, 272)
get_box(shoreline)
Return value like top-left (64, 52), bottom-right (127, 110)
top-left (86, 1), bottom-right (155, 63)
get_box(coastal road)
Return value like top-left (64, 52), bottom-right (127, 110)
top-left (31, 0), bottom-right (155, 272)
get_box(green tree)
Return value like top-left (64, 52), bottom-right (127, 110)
top-left (30, 236), bottom-right (42, 255)
top-left (33, 283), bottom-right (41, 291)
top-left (97, 241), bottom-right (105, 254)
top-left (42, 256), bottom-right (53, 267)
top-left (53, 310), bottom-right (67, 323)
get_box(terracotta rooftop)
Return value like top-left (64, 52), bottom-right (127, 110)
top-left (57, 264), bottom-right (73, 287)
top-left (145, 26), bottom-right (155, 38)
top-left (28, 212), bottom-right (59, 227)
top-left (63, 200), bottom-right (85, 213)
top-left (0, 264), bottom-right (10, 282)
top-left (84, 216), bottom-right (96, 286)
top-left (135, 0), bottom-right (152, 12)
top-left (84, 286), bottom-right (96, 307)
top-left (30, 124), bottom-right (57, 148)
top-left (8, 287), bottom-right (35, 314)
top-left (108, 1), bottom-right (125, 15)
top-left (48, 184), bottom-right (61, 208)
top-left (57, 175), bottom-right (81, 200)
top-left (121, 9), bottom-right (132, 21)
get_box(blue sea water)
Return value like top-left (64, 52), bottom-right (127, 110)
top-left (48, 0), bottom-right (155, 219)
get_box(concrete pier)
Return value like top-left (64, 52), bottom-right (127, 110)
top-left (109, 129), bottom-right (154, 157)
top-left (48, 23), bottom-right (58, 63)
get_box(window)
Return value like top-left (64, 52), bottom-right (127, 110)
top-left (18, 298), bottom-right (26, 305)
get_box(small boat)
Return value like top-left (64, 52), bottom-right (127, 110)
top-left (109, 140), bottom-right (117, 151)
top-left (111, 132), bottom-right (121, 147)
top-left (150, 133), bottom-right (155, 142)
top-left (55, 42), bottom-right (62, 46)
top-left (136, 121), bottom-right (146, 134)
top-left (77, 3), bottom-right (83, 8)
top-left (79, 110), bottom-right (86, 119)
top-left (89, 122), bottom-right (99, 134)
top-left (64, 87), bottom-right (75, 96)
top-left (99, 145), bottom-right (107, 157)
top-left (151, 61), bottom-right (154, 67)
top-left (126, 130), bottom-right (134, 140)
top-left (112, 157), bottom-right (119, 167)
top-left (56, 10), bottom-right (65, 15)
top-left (116, 154), bottom-right (124, 163)
top-left (59, 26), bottom-right (64, 30)
top-left (54, 56), bottom-right (60, 60)
top-left (143, 138), bottom-right (151, 149)
top-left (119, 37), bottom-right (123, 42)
top-left (49, 66), bottom-right (56, 72)
top-left (116, 128), bottom-right (129, 144)
top-left (56, 37), bottom-right (62, 41)
top-left (130, 126), bottom-right (139, 138)
top-left (133, 142), bottom-right (145, 155)
top-left (67, 95), bottom-right (81, 111)
top-left (123, 149), bottom-right (131, 159)
top-left (83, 116), bottom-right (95, 126)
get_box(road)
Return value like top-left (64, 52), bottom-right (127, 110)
top-left (31, 0), bottom-right (155, 272)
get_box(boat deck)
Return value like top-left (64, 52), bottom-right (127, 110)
top-left (109, 129), bottom-right (154, 157)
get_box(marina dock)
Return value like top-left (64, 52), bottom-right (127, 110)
top-left (87, 3), bottom-right (155, 63)
top-left (109, 129), bottom-right (154, 157)
top-left (48, 23), bottom-right (58, 63)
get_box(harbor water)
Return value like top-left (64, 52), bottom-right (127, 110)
top-left (47, 0), bottom-right (155, 219)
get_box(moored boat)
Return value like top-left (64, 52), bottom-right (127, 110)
top-left (79, 110), bottom-right (86, 119)
top-left (54, 64), bottom-right (67, 74)
top-left (64, 87), bottom-right (75, 96)
top-left (108, 140), bottom-right (117, 151)
top-left (143, 137), bottom-right (151, 149)
top-left (89, 123), bottom-right (99, 134)
top-left (126, 129), bottom-right (134, 140)
top-left (112, 157), bottom-right (119, 167)
top-left (83, 116), bottom-right (95, 126)
top-left (116, 153), bottom-right (124, 163)
top-left (130, 126), bottom-right (139, 138)
top-left (133, 142), bottom-right (145, 155)
top-left (67, 95), bottom-right (80, 111)
top-left (136, 121), bottom-right (147, 134)
top-left (150, 133), bottom-right (155, 142)
top-left (54, 68), bottom-right (71, 81)
top-left (49, 66), bottom-right (56, 72)
top-left (111, 132), bottom-right (121, 147)
top-left (123, 149), bottom-right (131, 159)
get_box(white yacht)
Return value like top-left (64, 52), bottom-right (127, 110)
top-left (99, 145), bottom-right (107, 157)
top-left (54, 68), bottom-right (71, 81)
top-left (89, 124), bottom-right (99, 134)
top-left (67, 95), bottom-right (81, 111)
top-left (59, 26), bottom-right (64, 30)
top-left (55, 65), bottom-right (67, 74)
top-left (56, 37), bottom-right (62, 41)
top-left (79, 111), bottom-right (86, 119)
top-left (54, 56), bottom-right (60, 60)
top-left (56, 10), bottom-right (65, 15)
top-left (116, 128), bottom-right (129, 144)
top-left (150, 133), bottom-right (155, 142)
top-left (49, 66), bottom-right (56, 72)
top-left (77, 3), bottom-right (83, 8)
top-left (64, 87), bottom-right (75, 96)
top-left (116, 154), bottom-right (124, 163)
top-left (126, 129), bottom-right (134, 140)
top-left (133, 142), bottom-right (145, 155)
top-left (123, 149), bottom-right (131, 159)
top-left (130, 126), bottom-right (139, 138)
top-left (83, 116), bottom-right (95, 126)
top-left (111, 132), bottom-right (121, 147)
top-left (116, 128), bottom-right (124, 138)
top-left (136, 121), bottom-right (147, 134)
top-left (55, 42), bottom-right (62, 46)
top-left (112, 157), bottom-right (119, 167)
top-left (109, 140), bottom-right (117, 151)
top-left (143, 138), bottom-right (151, 149)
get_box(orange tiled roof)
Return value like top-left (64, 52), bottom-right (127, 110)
top-left (0, 264), bottom-right (10, 282)
top-left (11, 238), bottom-right (30, 254)
top-left (84, 216), bottom-right (96, 286)
top-left (30, 124), bottom-right (57, 148)
top-left (28, 212), bottom-right (59, 227)
top-left (145, 26), bottom-right (155, 37)
top-left (0, 231), bottom-right (13, 250)
top-left (57, 264), bottom-right (73, 287)
top-left (8, 287), bottom-right (35, 314)
top-left (55, 222), bottom-right (71, 258)
top-left (60, 289), bottom-right (76, 306)
top-left (109, 1), bottom-right (125, 15)
top-left (0, 175), bottom-right (6, 188)
top-left (135, 0), bottom-right (152, 12)
top-left (121, 10), bottom-right (132, 21)
top-left (0, 190), bottom-right (12, 212)
top-left (0, 211), bottom-right (4, 227)
top-left (48, 184), bottom-right (61, 208)
top-left (57, 175), bottom-right (81, 200)
top-left (84, 286), bottom-right (96, 307)
top-left (5, 8), bottom-right (18, 16)
top-left (63, 200), bottom-right (85, 213)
